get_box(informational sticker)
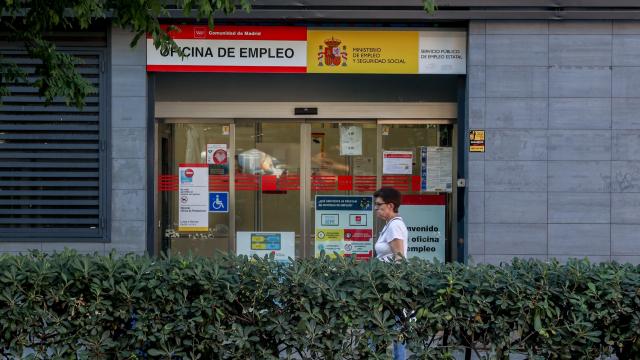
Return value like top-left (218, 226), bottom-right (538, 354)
top-left (209, 192), bottom-right (229, 213)
top-left (399, 195), bottom-right (446, 262)
top-left (222, 125), bottom-right (230, 135)
top-left (469, 130), bottom-right (485, 152)
top-left (339, 125), bottom-right (362, 156)
top-left (426, 147), bottom-right (453, 193)
top-left (207, 144), bottom-right (228, 165)
top-left (383, 151), bottom-right (413, 175)
top-left (237, 231), bottom-right (295, 262)
top-left (315, 195), bottom-right (373, 259)
top-left (178, 164), bottom-right (209, 232)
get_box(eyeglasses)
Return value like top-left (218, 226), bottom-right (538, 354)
top-left (374, 202), bottom-right (387, 207)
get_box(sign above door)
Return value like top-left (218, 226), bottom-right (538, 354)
top-left (146, 25), bottom-right (466, 74)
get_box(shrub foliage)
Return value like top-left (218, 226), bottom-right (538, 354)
top-left (1, 251), bottom-right (639, 359)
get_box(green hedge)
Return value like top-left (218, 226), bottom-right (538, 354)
top-left (1, 251), bottom-right (639, 359)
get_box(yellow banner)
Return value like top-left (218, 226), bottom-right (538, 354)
top-left (307, 30), bottom-right (418, 74)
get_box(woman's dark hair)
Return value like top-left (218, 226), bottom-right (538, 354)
top-left (373, 187), bottom-right (402, 213)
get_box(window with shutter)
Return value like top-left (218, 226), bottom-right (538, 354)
top-left (0, 49), bottom-right (108, 241)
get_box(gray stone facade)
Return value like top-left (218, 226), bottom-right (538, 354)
top-left (108, 26), bottom-right (148, 255)
top-left (467, 20), bottom-right (640, 265)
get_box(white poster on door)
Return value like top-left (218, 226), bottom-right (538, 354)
top-left (340, 125), bottom-right (363, 156)
top-left (178, 164), bottom-right (209, 232)
top-left (236, 231), bottom-right (295, 262)
top-left (383, 151), bottom-right (413, 174)
top-left (426, 147), bottom-right (453, 192)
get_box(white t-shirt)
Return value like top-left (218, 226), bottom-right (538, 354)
top-left (375, 217), bottom-right (408, 261)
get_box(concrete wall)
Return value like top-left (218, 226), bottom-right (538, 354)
top-left (467, 20), bottom-right (640, 265)
top-left (108, 26), bottom-right (148, 255)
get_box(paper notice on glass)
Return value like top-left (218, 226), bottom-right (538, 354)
top-left (383, 151), bottom-right (413, 174)
top-left (178, 164), bottom-right (209, 231)
top-left (353, 156), bottom-right (374, 176)
top-left (340, 125), bottom-right (362, 156)
top-left (426, 147), bottom-right (453, 192)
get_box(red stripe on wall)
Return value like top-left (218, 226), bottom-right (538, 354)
top-left (147, 65), bottom-right (307, 73)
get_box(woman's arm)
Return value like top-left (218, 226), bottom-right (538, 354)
top-left (389, 238), bottom-right (405, 260)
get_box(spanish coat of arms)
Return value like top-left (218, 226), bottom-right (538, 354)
top-left (318, 37), bottom-right (348, 66)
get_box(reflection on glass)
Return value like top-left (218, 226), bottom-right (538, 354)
top-left (237, 148), bottom-right (286, 176)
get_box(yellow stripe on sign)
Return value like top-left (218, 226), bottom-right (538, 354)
top-left (307, 30), bottom-right (419, 74)
top-left (178, 227), bottom-right (209, 232)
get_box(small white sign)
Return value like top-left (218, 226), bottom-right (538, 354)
top-left (383, 150), bottom-right (413, 175)
top-left (340, 125), bottom-right (363, 156)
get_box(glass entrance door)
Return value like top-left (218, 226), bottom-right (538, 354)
top-left (158, 122), bottom-right (232, 256)
top-left (234, 120), bottom-right (302, 257)
top-left (305, 120), bottom-right (454, 260)
top-left (307, 122), bottom-right (378, 258)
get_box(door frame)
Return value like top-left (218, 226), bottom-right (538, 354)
top-left (154, 102), bottom-right (459, 260)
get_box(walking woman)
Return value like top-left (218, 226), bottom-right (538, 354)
top-left (373, 187), bottom-right (408, 359)
top-left (373, 187), bottom-right (408, 262)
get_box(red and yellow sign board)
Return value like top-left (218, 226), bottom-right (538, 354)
top-left (147, 25), bottom-right (466, 74)
top-left (307, 30), bottom-right (419, 74)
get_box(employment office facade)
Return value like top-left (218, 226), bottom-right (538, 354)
top-left (2, 1), bottom-right (640, 264)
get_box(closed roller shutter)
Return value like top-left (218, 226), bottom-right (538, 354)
top-left (0, 49), bottom-right (108, 241)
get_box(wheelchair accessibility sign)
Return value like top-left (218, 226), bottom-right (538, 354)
top-left (209, 192), bottom-right (229, 213)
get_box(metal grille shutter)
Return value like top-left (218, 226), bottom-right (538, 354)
top-left (0, 49), bottom-right (107, 241)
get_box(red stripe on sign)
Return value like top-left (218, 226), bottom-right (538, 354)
top-left (384, 154), bottom-right (412, 158)
top-left (158, 175), bottom-right (178, 192)
top-left (402, 194), bottom-right (447, 206)
top-left (382, 175), bottom-right (410, 192)
top-left (152, 25), bottom-right (308, 41)
top-left (311, 175), bottom-right (337, 191)
top-left (209, 175), bottom-right (230, 192)
top-left (178, 163), bottom-right (208, 167)
top-left (261, 175), bottom-right (278, 191)
top-left (147, 65), bottom-right (307, 73)
top-left (236, 174), bottom-right (259, 191)
top-left (411, 175), bottom-right (422, 192)
top-left (337, 176), bottom-right (353, 191)
top-left (354, 175), bottom-right (376, 192)
top-left (278, 175), bottom-right (301, 191)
